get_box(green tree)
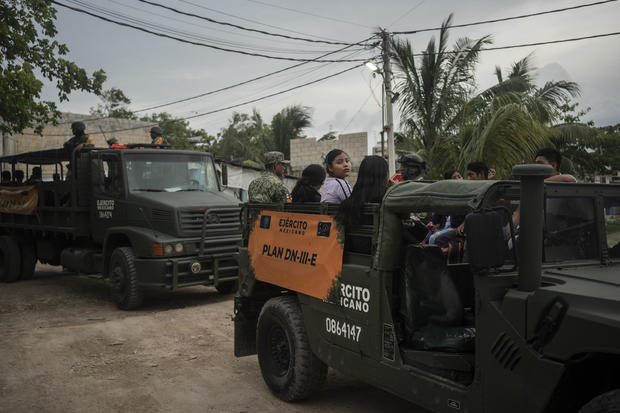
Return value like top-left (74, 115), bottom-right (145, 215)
top-left (90, 88), bottom-right (136, 119)
top-left (140, 112), bottom-right (215, 150)
top-left (214, 110), bottom-right (272, 163)
top-left (271, 105), bottom-right (312, 159)
top-left (457, 55), bottom-right (581, 178)
top-left (0, 0), bottom-right (106, 135)
top-left (390, 14), bottom-right (491, 177)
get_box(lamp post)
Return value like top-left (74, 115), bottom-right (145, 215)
top-left (381, 30), bottom-right (396, 177)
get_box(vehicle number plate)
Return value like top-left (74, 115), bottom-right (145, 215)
top-left (325, 317), bottom-right (361, 342)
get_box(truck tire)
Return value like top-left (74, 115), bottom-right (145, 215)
top-left (19, 241), bottom-right (37, 280)
top-left (109, 247), bottom-right (142, 310)
top-left (215, 280), bottom-right (238, 294)
top-left (256, 296), bottom-right (327, 401)
top-left (0, 235), bottom-right (21, 282)
top-left (580, 389), bottom-right (620, 413)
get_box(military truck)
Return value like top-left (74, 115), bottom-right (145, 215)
top-left (234, 165), bottom-right (620, 412)
top-left (0, 145), bottom-right (241, 309)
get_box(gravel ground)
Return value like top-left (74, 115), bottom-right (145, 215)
top-left (0, 264), bottom-right (427, 413)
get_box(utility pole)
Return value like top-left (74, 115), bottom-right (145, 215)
top-left (381, 29), bottom-right (396, 177)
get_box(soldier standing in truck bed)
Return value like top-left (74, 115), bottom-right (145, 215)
top-left (248, 151), bottom-right (290, 203)
top-left (150, 126), bottom-right (168, 145)
top-left (64, 121), bottom-right (92, 154)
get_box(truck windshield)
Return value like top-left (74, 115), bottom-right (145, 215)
top-left (124, 152), bottom-right (218, 193)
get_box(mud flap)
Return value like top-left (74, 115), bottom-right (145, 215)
top-left (234, 296), bottom-right (258, 357)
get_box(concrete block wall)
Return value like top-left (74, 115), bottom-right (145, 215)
top-left (290, 132), bottom-right (368, 185)
top-left (4, 113), bottom-right (152, 180)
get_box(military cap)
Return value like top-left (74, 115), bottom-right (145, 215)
top-left (264, 151), bottom-right (290, 166)
top-left (71, 121), bottom-right (86, 133)
top-left (398, 153), bottom-right (426, 168)
top-left (150, 126), bottom-right (163, 137)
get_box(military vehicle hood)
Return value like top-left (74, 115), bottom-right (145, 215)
top-left (128, 190), bottom-right (238, 209)
top-left (544, 264), bottom-right (620, 290)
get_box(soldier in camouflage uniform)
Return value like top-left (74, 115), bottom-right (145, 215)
top-left (248, 151), bottom-right (290, 203)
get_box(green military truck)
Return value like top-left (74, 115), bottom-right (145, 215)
top-left (234, 165), bottom-right (620, 412)
top-left (0, 145), bottom-right (241, 309)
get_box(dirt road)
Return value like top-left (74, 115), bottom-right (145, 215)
top-left (0, 265), bottom-right (427, 413)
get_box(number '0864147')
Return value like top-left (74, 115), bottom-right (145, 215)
top-left (325, 317), bottom-right (361, 342)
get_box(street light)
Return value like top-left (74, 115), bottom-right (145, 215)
top-left (365, 60), bottom-right (379, 73)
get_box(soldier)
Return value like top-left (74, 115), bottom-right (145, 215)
top-left (392, 153), bottom-right (426, 182)
top-left (150, 126), bottom-right (168, 145)
top-left (248, 151), bottom-right (290, 203)
top-left (64, 121), bottom-right (92, 154)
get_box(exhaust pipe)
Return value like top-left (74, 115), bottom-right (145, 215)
top-left (512, 164), bottom-right (553, 292)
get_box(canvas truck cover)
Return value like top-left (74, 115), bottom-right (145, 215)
top-left (248, 211), bottom-right (343, 300)
top-left (375, 179), bottom-right (508, 271)
top-left (0, 185), bottom-right (38, 215)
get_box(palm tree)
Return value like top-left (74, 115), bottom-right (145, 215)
top-left (270, 105), bottom-right (312, 159)
top-left (390, 14), bottom-right (492, 177)
top-left (458, 54), bottom-right (582, 177)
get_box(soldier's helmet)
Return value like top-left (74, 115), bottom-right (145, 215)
top-left (71, 121), bottom-right (86, 134)
top-left (398, 153), bottom-right (426, 180)
top-left (150, 126), bottom-right (163, 137)
top-left (107, 136), bottom-right (119, 146)
top-left (263, 151), bottom-right (290, 166)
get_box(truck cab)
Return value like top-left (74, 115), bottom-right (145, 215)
top-left (0, 145), bottom-right (242, 309)
top-left (234, 165), bottom-right (620, 412)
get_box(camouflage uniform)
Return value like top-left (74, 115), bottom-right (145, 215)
top-left (248, 172), bottom-right (289, 203)
top-left (248, 151), bottom-right (290, 203)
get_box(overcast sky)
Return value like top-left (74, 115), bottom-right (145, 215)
top-left (42, 0), bottom-right (620, 150)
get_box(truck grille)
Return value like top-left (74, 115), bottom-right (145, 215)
top-left (179, 207), bottom-right (241, 236)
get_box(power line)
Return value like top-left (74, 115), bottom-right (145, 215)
top-left (177, 0), bottom-right (350, 43)
top-left (137, 0), bottom-right (366, 46)
top-left (106, 0), bottom-right (341, 49)
top-left (51, 1), bottom-right (368, 63)
top-left (470, 30), bottom-right (620, 53)
top-left (27, 64), bottom-right (363, 136)
top-left (393, 0), bottom-right (618, 34)
top-left (243, 0), bottom-right (373, 29)
top-left (55, 36), bottom-right (377, 125)
top-left (341, 86), bottom-right (378, 133)
top-left (388, 0), bottom-right (425, 29)
top-left (62, 0), bottom-right (359, 55)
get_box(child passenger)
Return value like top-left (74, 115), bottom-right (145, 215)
top-left (320, 149), bottom-right (352, 203)
top-left (291, 164), bottom-right (326, 203)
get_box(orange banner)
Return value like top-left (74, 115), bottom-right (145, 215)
top-left (248, 211), bottom-right (343, 300)
top-left (0, 185), bottom-right (38, 215)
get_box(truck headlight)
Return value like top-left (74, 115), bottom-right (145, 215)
top-left (175, 243), bottom-right (183, 253)
top-left (164, 244), bottom-right (174, 254)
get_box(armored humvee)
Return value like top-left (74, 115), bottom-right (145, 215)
top-left (234, 165), bottom-right (620, 412)
top-left (0, 145), bottom-right (241, 309)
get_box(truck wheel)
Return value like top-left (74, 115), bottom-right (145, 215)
top-left (256, 296), bottom-right (327, 401)
top-left (215, 280), bottom-right (238, 294)
top-left (109, 247), bottom-right (142, 310)
top-left (0, 235), bottom-right (21, 282)
top-left (19, 241), bottom-right (37, 280)
top-left (580, 389), bottom-right (620, 413)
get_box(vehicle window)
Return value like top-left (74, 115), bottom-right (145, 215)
top-left (605, 197), bottom-right (620, 258)
top-left (544, 197), bottom-right (598, 261)
top-left (125, 153), bottom-right (218, 193)
top-left (102, 156), bottom-right (124, 198)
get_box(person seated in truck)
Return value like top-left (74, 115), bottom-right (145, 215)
top-left (291, 164), bottom-right (325, 203)
top-left (336, 155), bottom-right (391, 254)
top-left (13, 169), bottom-right (24, 184)
top-left (1, 171), bottom-right (11, 185)
top-left (26, 167), bottom-right (42, 184)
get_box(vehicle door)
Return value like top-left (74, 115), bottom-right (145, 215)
top-left (91, 152), bottom-right (128, 243)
